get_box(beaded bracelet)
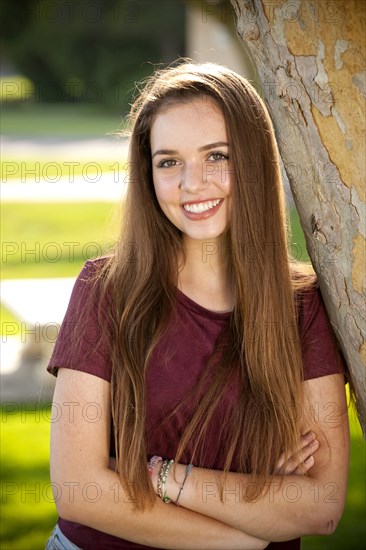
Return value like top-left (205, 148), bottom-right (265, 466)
top-left (157, 460), bottom-right (166, 499)
top-left (162, 459), bottom-right (174, 503)
top-left (157, 459), bottom-right (174, 503)
top-left (157, 460), bottom-right (168, 499)
top-left (175, 463), bottom-right (193, 506)
top-left (148, 455), bottom-right (162, 477)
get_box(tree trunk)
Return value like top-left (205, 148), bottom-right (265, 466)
top-left (230, 0), bottom-right (365, 432)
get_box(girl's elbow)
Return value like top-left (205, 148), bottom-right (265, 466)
top-left (312, 505), bottom-right (344, 536)
top-left (55, 495), bottom-right (80, 524)
top-left (51, 473), bottom-right (89, 524)
top-left (319, 513), bottom-right (343, 536)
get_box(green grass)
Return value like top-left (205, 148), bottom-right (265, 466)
top-left (0, 303), bottom-right (22, 337)
top-left (1, 103), bottom-right (126, 138)
top-left (1, 405), bottom-right (58, 549)
top-left (1, 202), bottom-right (120, 279)
top-left (1, 402), bottom-right (364, 549)
top-left (302, 407), bottom-right (366, 549)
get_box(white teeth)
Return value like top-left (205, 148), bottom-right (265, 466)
top-left (183, 199), bottom-right (221, 213)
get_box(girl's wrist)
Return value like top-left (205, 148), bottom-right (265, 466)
top-left (150, 458), bottom-right (194, 504)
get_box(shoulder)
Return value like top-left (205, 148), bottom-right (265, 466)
top-left (70, 255), bottom-right (113, 304)
top-left (291, 270), bottom-right (346, 381)
top-left (77, 255), bottom-right (112, 282)
top-left (289, 267), bottom-right (318, 329)
top-left (294, 278), bottom-right (322, 336)
top-left (47, 256), bottom-right (114, 382)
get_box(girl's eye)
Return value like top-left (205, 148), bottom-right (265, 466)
top-left (157, 159), bottom-right (178, 168)
top-left (208, 152), bottom-right (229, 161)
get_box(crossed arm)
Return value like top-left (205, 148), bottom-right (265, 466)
top-left (152, 374), bottom-right (350, 541)
top-left (50, 368), bottom-right (349, 548)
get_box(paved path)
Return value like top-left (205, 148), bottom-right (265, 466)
top-left (1, 277), bottom-right (76, 326)
top-left (1, 275), bottom-right (78, 402)
top-left (1, 135), bottom-right (129, 160)
top-left (1, 135), bottom-right (129, 202)
top-left (1, 276), bottom-right (78, 402)
top-left (1, 173), bottom-right (127, 202)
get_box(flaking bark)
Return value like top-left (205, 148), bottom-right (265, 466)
top-left (230, 0), bottom-right (365, 432)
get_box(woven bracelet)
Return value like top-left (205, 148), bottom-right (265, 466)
top-left (175, 463), bottom-right (193, 506)
top-left (159, 459), bottom-right (174, 503)
top-left (157, 460), bottom-right (168, 499)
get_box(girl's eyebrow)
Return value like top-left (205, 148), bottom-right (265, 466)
top-left (199, 141), bottom-right (229, 152)
top-left (152, 148), bottom-right (177, 159)
top-left (151, 141), bottom-right (229, 159)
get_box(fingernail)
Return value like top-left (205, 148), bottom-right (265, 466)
top-left (310, 438), bottom-right (319, 447)
top-left (304, 455), bottom-right (314, 465)
top-left (305, 431), bottom-right (315, 440)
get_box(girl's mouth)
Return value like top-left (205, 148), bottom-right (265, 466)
top-left (181, 198), bottom-right (224, 219)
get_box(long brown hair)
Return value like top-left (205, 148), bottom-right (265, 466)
top-left (97, 61), bottom-right (319, 509)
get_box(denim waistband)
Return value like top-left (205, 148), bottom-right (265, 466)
top-left (45, 524), bottom-right (82, 550)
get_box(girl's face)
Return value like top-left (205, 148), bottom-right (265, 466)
top-left (150, 97), bottom-right (232, 247)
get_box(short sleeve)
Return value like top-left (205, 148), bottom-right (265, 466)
top-left (297, 285), bottom-right (347, 381)
top-left (47, 258), bottom-right (112, 382)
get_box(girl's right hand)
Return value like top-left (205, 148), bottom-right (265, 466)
top-left (274, 431), bottom-right (319, 475)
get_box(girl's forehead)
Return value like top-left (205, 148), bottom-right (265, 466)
top-left (153, 95), bottom-right (222, 118)
top-left (150, 98), bottom-right (227, 139)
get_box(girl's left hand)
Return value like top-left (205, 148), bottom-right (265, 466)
top-left (274, 431), bottom-right (319, 475)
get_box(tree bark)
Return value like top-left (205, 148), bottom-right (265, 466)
top-left (230, 0), bottom-right (365, 432)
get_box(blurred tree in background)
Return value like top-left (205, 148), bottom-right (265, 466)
top-left (0, 0), bottom-right (186, 113)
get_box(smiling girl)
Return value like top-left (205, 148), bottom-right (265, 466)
top-left (46, 61), bottom-right (350, 550)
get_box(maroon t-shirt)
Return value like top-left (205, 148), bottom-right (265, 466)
top-left (47, 258), bottom-right (346, 550)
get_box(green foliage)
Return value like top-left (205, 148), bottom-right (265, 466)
top-left (1, 405), bottom-right (58, 549)
top-left (1, 0), bottom-right (186, 112)
top-left (289, 208), bottom-right (310, 263)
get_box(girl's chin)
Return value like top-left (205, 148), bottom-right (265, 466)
top-left (182, 231), bottom-right (227, 244)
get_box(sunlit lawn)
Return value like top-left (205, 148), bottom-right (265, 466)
top-left (302, 406), bottom-right (365, 549)
top-left (1, 403), bottom-right (364, 550)
top-left (1, 406), bottom-right (58, 549)
top-left (1, 202), bottom-right (119, 280)
top-left (1, 201), bottom-right (120, 335)
top-left (1, 103), bottom-right (125, 138)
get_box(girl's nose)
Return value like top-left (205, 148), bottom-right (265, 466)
top-left (179, 161), bottom-right (210, 192)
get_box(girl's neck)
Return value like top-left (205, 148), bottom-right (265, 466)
top-left (178, 238), bottom-right (234, 313)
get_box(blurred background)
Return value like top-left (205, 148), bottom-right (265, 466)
top-left (0, 0), bottom-right (364, 548)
